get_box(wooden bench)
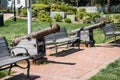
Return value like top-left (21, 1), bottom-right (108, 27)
top-left (0, 36), bottom-right (30, 78)
top-left (102, 23), bottom-right (120, 42)
top-left (45, 27), bottom-right (80, 56)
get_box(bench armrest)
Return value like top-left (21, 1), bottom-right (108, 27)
top-left (10, 47), bottom-right (29, 57)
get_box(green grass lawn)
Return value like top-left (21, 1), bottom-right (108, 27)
top-left (89, 58), bottom-right (120, 80)
top-left (0, 18), bottom-right (106, 45)
top-left (0, 70), bottom-right (10, 78)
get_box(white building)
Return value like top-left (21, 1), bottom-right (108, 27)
top-left (7, 0), bottom-right (28, 8)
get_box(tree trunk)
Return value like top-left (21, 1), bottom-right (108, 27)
top-left (90, 0), bottom-right (95, 6)
top-left (107, 0), bottom-right (111, 12)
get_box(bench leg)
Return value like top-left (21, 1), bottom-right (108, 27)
top-left (8, 64), bottom-right (13, 75)
top-left (26, 59), bottom-right (30, 78)
top-left (8, 59), bottom-right (30, 78)
top-left (15, 59), bottom-right (30, 78)
top-left (78, 40), bottom-right (80, 49)
top-left (114, 35), bottom-right (117, 43)
top-left (55, 43), bottom-right (58, 56)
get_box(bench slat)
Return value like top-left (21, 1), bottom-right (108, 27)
top-left (0, 37), bottom-right (10, 57)
top-left (0, 48), bottom-right (9, 57)
top-left (56, 37), bottom-right (79, 43)
top-left (0, 56), bottom-right (30, 67)
top-left (103, 23), bottom-right (115, 33)
top-left (45, 34), bottom-right (55, 42)
top-left (0, 37), bottom-right (8, 46)
top-left (55, 27), bottom-right (68, 39)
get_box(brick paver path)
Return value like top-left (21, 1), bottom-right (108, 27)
top-left (2, 44), bottom-right (120, 80)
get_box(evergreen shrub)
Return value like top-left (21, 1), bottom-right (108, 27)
top-left (20, 8), bottom-right (27, 17)
top-left (54, 14), bottom-right (62, 22)
top-left (32, 4), bottom-right (50, 17)
top-left (64, 18), bottom-right (71, 23)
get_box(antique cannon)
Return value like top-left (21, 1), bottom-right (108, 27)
top-left (71, 22), bottom-right (105, 47)
top-left (12, 23), bottom-right (60, 46)
top-left (11, 24), bottom-right (60, 64)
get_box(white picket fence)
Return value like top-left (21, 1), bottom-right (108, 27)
top-left (78, 5), bottom-right (120, 13)
top-left (78, 6), bottom-right (97, 12)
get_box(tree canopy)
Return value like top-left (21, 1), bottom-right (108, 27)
top-left (32, 0), bottom-right (120, 6)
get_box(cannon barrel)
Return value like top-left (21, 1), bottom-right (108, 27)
top-left (12, 23), bottom-right (60, 46)
top-left (71, 22), bottom-right (105, 35)
top-left (83, 21), bottom-right (105, 30)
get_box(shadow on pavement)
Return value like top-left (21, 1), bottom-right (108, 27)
top-left (48, 60), bottom-right (76, 65)
top-left (49, 48), bottom-right (83, 57)
top-left (5, 73), bottom-right (40, 80)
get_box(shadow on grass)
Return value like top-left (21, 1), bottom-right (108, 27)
top-left (48, 60), bottom-right (76, 65)
top-left (5, 73), bottom-right (40, 80)
top-left (49, 48), bottom-right (83, 57)
top-left (109, 39), bottom-right (120, 43)
top-left (95, 39), bottom-right (120, 48)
